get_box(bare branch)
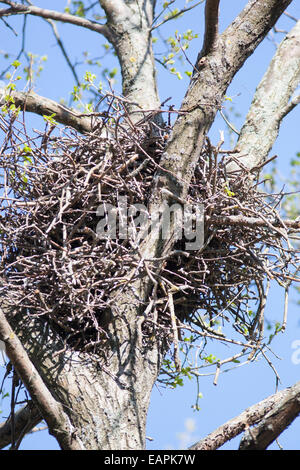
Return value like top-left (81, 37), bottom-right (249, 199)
top-left (0, 308), bottom-right (82, 449)
top-left (0, 0), bottom-right (112, 41)
top-left (0, 401), bottom-right (42, 450)
top-left (151, 0), bottom-right (205, 31)
top-left (239, 381), bottom-right (300, 450)
top-left (44, 18), bottom-right (80, 87)
top-left (1, 89), bottom-right (97, 133)
top-left (279, 93), bottom-right (300, 120)
top-left (228, 19), bottom-right (300, 173)
top-left (99, 0), bottom-right (162, 117)
top-left (206, 214), bottom-right (300, 231)
top-left (189, 381), bottom-right (300, 450)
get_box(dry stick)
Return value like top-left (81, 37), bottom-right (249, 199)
top-left (213, 350), bottom-right (247, 386)
top-left (0, 308), bottom-right (82, 450)
top-left (168, 290), bottom-right (181, 372)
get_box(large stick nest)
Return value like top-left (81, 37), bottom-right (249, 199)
top-left (0, 102), bottom-right (299, 358)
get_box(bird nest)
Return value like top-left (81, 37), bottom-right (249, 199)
top-left (0, 102), bottom-right (299, 360)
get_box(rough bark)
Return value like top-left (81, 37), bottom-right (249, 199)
top-left (189, 381), bottom-right (300, 450)
top-left (0, 305), bottom-right (163, 450)
top-left (0, 89), bottom-right (96, 134)
top-left (239, 381), bottom-right (300, 450)
top-left (228, 19), bottom-right (300, 173)
top-left (99, 0), bottom-right (161, 117)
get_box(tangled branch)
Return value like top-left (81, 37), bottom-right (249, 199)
top-left (0, 94), bottom-right (299, 376)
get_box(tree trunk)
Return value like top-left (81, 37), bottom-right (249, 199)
top-left (10, 308), bottom-right (163, 450)
top-left (101, 0), bottom-right (161, 117)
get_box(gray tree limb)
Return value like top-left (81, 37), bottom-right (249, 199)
top-left (0, 308), bottom-right (83, 449)
top-left (99, 0), bottom-right (162, 118)
top-left (199, 0), bottom-right (220, 58)
top-left (239, 381), bottom-right (300, 450)
top-left (0, 401), bottom-right (42, 450)
top-left (0, 0), bottom-right (112, 40)
top-left (0, 89), bottom-right (97, 133)
top-left (189, 380), bottom-right (300, 450)
top-left (228, 19), bottom-right (300, 174)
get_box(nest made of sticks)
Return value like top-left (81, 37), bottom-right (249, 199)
top-left (0, 101), bottom-right (299, 356)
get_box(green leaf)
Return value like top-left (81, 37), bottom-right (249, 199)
top-left (224, 184), bottom-right (235, 197)
top-left (12, 60), bottom-right (21, 68)
top-left (43, 113), bottom-right (57, 126)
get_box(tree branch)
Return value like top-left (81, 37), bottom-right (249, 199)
top-left (198, 0), bottom-right (220, 59)
top-left (228, 19), bottom-right (300, 173)
top-left (0, 401), bottom-right (42, 450)
top-left (1, 88), bottom-right (96, 133)
top-left (99, 0), bottom-right (128, 20)
top-left (189, 381), bottom-right (300, 450)
top-left (99, 0), bottom-right (162, 118)
top-left (149, 0), bottom-right (293, 206)
top-left (239, 381), bottom-right (300, 450)
top-left (206, 214), bottom-right (300, 230)
top-left (0, 308), bottom-right (82, 449)
top-left (44, 17), bottom-right (80, 87)
top-left (151, 0), bottom-right (205, 31)
top-left (0, 0), bottom-right (112, 41)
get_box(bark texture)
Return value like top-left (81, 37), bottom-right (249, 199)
top-left (190, 381), bottom-right (300, 450)
top-left (100, 0), bottom-right (161, 117)
top-left (3, 305), bottom-right (163, 450)
top-left (229, 19), bottom-right (300, 173)
top-left (239, 381), bottom-right (300, 450)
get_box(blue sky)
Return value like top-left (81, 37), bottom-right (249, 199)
top-left (0, 0), bottom-right (299, 450)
